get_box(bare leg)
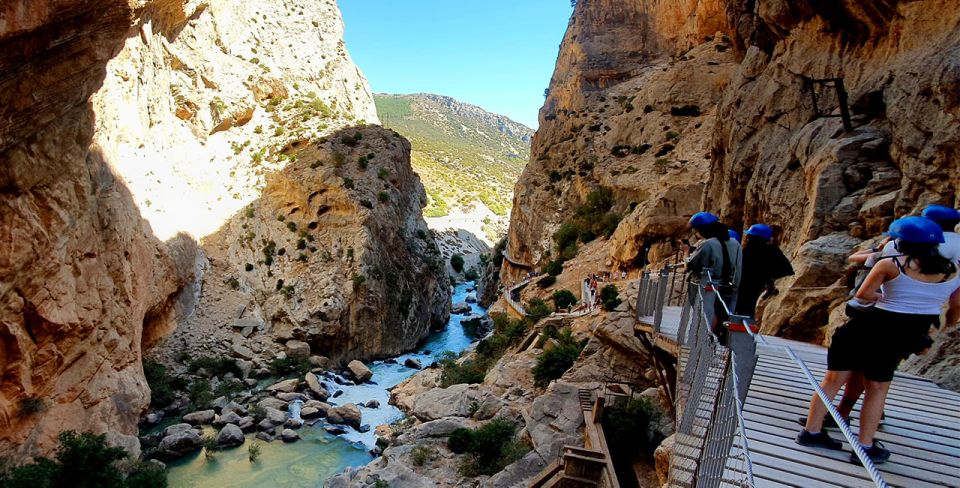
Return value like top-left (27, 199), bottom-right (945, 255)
top-left (804, 370), bottom-right (852, 433)
top-left (837, 372), bottom-right (865, 418)
top-left (859, 380), bottom-right (891, 445)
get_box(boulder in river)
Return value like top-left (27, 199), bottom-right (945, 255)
top-left (305, 372), bottom-right (330, 400)
top-left (276, 392), bottom-right (306, 402)
top-left (266, 378), bottom-right (300, 393)
top-left (324, 425), bottom-right (347, 435)
top-left (451, 302), bottom-right (472, 314)
top-left (216, 424), bottom-right (245, 447)
top-left (163, 423), bottom-right (194, 438)
top-left (347, 360), bottom-right (373, 382)
top-left (281, 429), bottom-right (301, 443)
top-left (213, 411), bottom-right (243, 427)
top-left (309, 355), bottom-right (331, 369)
top-left (256, 432), bottom-right (274, 442)
top-left (258, 397), bottom-right (288, 411)
top-left (157, 429), bottom-right (202, 460)
top-left (300, 406), bottom-right (321, 419)
top-left (182, 409), bottom-right (215, 425)
top-left (404, 358), bottom-right (422, 369)
top-left (364, 400), bottom-right (380, 408)
top-left (326, 403), bottom-right (362, 429)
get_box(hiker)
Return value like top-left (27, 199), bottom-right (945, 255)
top-left (683, 212), bottom-right (743, 330)
top-left (797, 216), bottom-right (960, 465)
top-left (735, 224), bottom-right (794, 317)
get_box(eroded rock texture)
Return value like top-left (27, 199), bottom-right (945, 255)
top-left (0, 0), bottom-right (197, 461)
top-left (151, 125), bottom-right (451, 364)
top-left (504, 0), bottom-right (960, 387)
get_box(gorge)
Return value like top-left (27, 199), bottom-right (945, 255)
top-left (2, 1), bottom-right (959, 487)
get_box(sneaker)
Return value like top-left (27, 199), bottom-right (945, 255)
top-left (850, 441), bottom-right (891, 465)
top-left (796, 415), bottom-right (847, 430)
top-left (796, 430), bottom-right (843, 450)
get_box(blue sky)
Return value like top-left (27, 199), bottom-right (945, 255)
top-left (338, 1), bottom-right (573, 128)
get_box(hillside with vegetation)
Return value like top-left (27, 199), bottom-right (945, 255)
top-left (374, 93), bottom-right (532, 219)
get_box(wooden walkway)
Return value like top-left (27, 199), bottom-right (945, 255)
top-left (638, 306), bottom-right (960, 488)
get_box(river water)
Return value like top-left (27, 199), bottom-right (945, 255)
top-left (165, 282), bottom-right (484, 487)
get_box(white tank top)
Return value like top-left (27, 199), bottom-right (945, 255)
top-left (876, 260), bottom-right (960, 315)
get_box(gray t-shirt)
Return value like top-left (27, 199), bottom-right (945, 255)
top-left (686, 238), bottom-right (743, 288)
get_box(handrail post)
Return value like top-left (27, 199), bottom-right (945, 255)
top-left (725, 316), bottom-right (759, 404)
top-left (652, 267), bottom-right (669, 331)
top-left (635, 271), bottom-right (650, 320)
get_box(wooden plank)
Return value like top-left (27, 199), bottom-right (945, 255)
top-left (756, 359), bottom-right (960, 404)
top-left (744, 430), bottom-right (947, 487)
top-left (743, 416), bottom-right (960, 477)
top-left (744, 399), bottom-right (960, 457)
top-left (745, 389), bottom-right (960, 449)
top-left (747, 375), bottom-right (960, 430)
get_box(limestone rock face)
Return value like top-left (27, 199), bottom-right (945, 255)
top-left (152, 125), bottom-right (451, 364)
top-left (92, 0), bottom-right (379, 242)
top-left (0, 0), bottom-right (197, 462)
top-left (706, 1), bottom-right (960, 344)
top-left (504, 0), bottom-right (736, 278)
top-left (503, 0), bottom-right (960, 385)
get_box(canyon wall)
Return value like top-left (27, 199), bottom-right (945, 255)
top-left (151, 125), bottom-right (451, 365)
top-left (0, 0), bottom-right (197, 461)
top-left (505, 0), bottom-right (960, 388)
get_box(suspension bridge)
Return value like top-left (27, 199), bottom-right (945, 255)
top-left (634, 267), bottom-right (960, 488)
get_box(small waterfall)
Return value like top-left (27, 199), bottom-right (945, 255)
top-left (289, 399), bottom-right (303, 422)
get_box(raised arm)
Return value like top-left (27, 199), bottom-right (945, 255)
top-left (855, 258), bottom-right (897, 302)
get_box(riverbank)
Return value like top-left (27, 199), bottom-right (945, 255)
top-left (163, 282), bottom-right (486, 487)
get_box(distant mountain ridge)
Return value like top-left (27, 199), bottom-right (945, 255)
top-left (374, 93), bottom-right (532, 219)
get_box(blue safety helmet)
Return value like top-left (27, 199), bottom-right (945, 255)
top-left (728, 229), bottom-right (741, 242)
top-left (689, 211), bottom-right (719, 228)
top-left (886, 216), bottom-right (945, 244)
top-left (745, 224), bottom-right (774, 241)
top-left (921, 204), bottom-right (960, 223)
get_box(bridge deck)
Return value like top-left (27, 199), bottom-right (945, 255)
top-left (640, 306), bottom-right (960, 488)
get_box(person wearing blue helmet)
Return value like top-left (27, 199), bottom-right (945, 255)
top-left (921, 204), bottom-right (960, 264)
top-left (799, 216), bottom-right (960, 465)
top-left (735, 224), bottom-right (794, 317)
top-left (683, 211), bottom-right (742, 330)
top-left (728, 229), bottom-right (741, 242)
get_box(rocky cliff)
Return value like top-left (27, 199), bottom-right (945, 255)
top-left (1, 0), bottom-right (450, 463)
top-left (151, 125), bottom-right (451, 365)
top-left (0, 0), bottom-right (197, 461)
top-left (93, 0), bottom-right (378, 241)
top-left (504, 0), bottom-right (960, 388)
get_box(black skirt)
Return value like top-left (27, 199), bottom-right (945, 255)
top-left (827, 308), bottom-right (937, 382)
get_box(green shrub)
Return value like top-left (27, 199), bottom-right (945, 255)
top-left (377, 168), bottom-right (390, 180)
top-left (552, 289), bottom-right (577, 310)
top-left (286, 221), bottom-right (297, 232)
top-left (352, 274), bottom-right (366, 291)
top-left (378, 191), bottom-right (390, 203)
top-left (448, 428), bottom-right (474, 453)
top-left (247, 442), bottom-right (262, 463)
top-left (454, 419), bottom-right (529, 477)
top-left (187, 379), bottom-right (213, 408)
top-left (450, 255), bottom-right (465, 273)
top-left (537, 275), bottom-right (556, 288)
top-left (17, 397), bottom-right (47, 418)
top-left (439, 353), bottom-right (486, 387)
top-left (269, 356), bottom-right (311, 376)
top-left (525, 298), bottom-right (552, 322)
top-left (533, 329), bottom-right (586, 387)
top-left (544, 260), bottom-right (563, 277)
top-left (188, 357), bottom-right (242, 378)
top-left (602, 397), bottom-right (663, 459)
top-left (548, 170), bottom-right (562, 182)
top-left (0, 431), bottom-right (164, 488)
top-left (244, 263), bottom-right (254, 272)
top-left (552, 223), bottom-right (581, 253)
top-left (143, 360), bottom-right (187, 409)
top-left (600, 284), bottom-right (622, 311)
top-left (343, 177), bottom-right (354, 189)
top-left (411, 445), bottom-right (434, 467)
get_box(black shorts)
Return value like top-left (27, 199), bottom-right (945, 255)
top-left (827, 309), bottom-right (937, 382)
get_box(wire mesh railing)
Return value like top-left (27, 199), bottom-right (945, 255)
top-left (635, 264), bottom-right (687, 329)
top-left (668, 277), bottom-right (756, 487)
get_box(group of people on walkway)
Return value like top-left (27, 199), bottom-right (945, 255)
top-left (681, 211), bottom-right (794, 329)
top-left (680, 205), bottom-right (960, 466)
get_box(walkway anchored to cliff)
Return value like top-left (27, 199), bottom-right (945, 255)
top-left (634, 267), bottom-right (960, 488)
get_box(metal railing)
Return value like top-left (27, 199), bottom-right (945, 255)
top-left (668, 276), bottom-right (756, 488)
top-left (657, 270), bottom-right (890, 488)
top-left (635, 264), bottom-right (686, 330)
